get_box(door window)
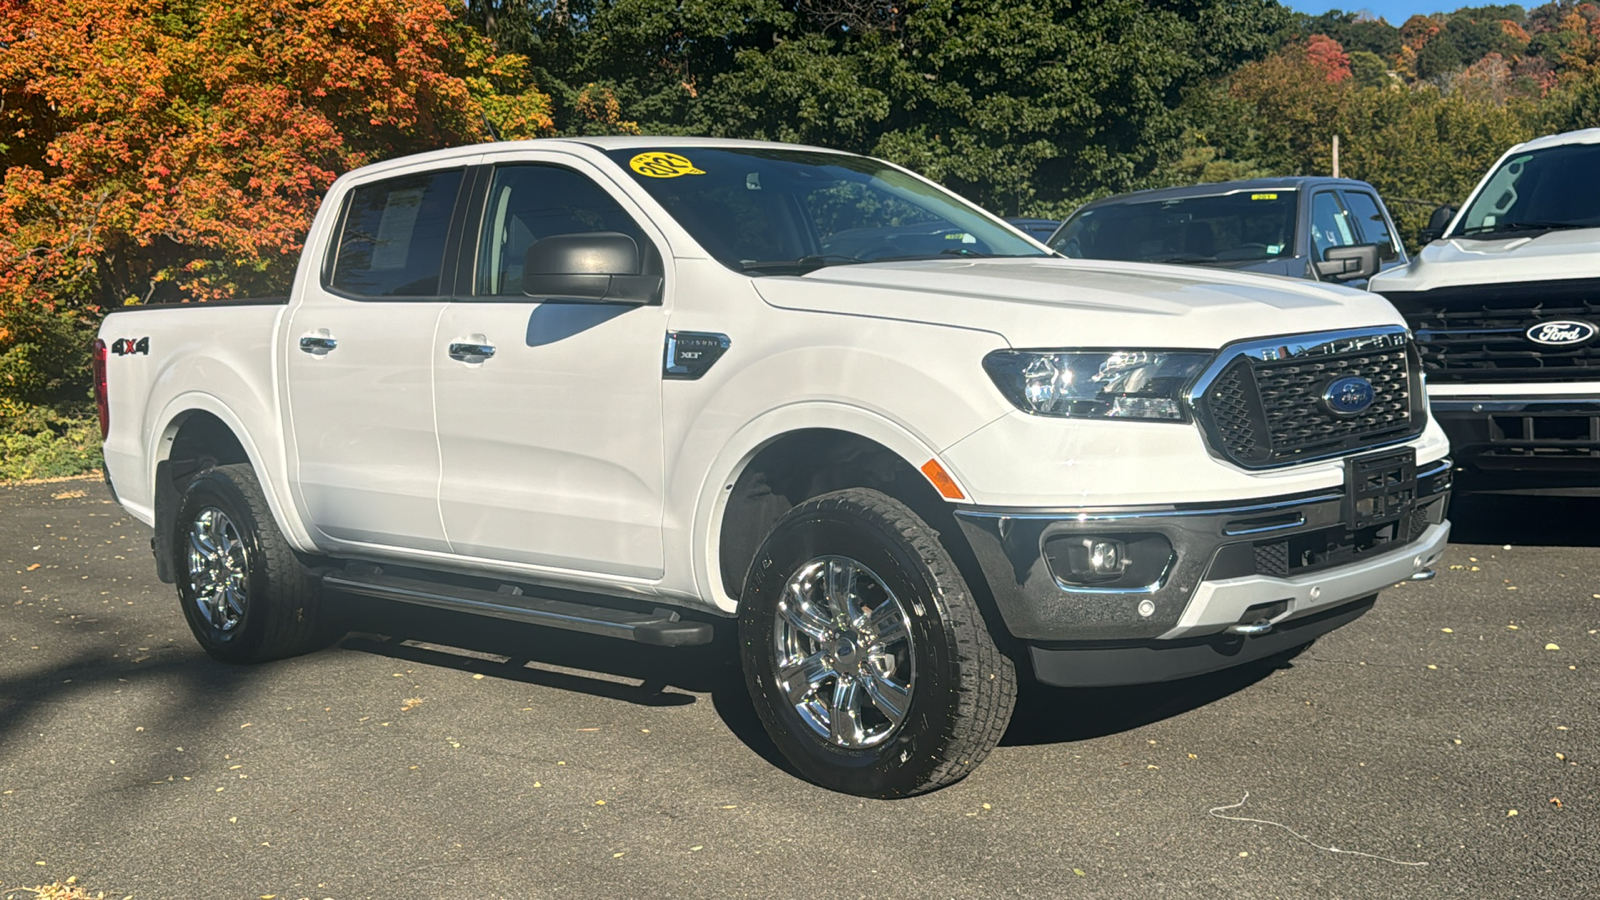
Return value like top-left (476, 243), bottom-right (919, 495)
top-left (1342, 191), bottom-right (1400, 261)
top-left (1309, 191), bottom-right (1358, 260)
top-left (475, 165), bottom-right (650, 296)
top-left (328, 169), bottom-right (464, 297)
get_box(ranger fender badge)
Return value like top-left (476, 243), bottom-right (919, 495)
top-left (664, 331), bottom-right (730, 380)
top-left (1525, 320), bottom-right (1597, 346)
top-left (1322, 375), bottom-right (1375, 416)
top-left (110, 337), bottom-right (150, 356)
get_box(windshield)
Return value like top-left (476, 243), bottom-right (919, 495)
top-left (605, 147), bottom-right (1049, 274)
top-left (1457, 143), bottom-right (1600, 237)
top-left (1049, 190), bottom-right (1298, 264)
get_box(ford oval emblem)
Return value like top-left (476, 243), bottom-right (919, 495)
top-left (1323, 376), bottom-right (1376, 416)
top-left (1525, 320), bottom-right (1598, 346)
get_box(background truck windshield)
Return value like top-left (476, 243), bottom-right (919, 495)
top-left (1049, 191), bottom-right (1298, 264)
top-left (606, 147), bottom-right (1048, 274)
top-left (1457, 142), bottom-right (1600, 236)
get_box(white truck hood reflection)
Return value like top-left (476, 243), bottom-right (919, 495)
top-left (753, 257), bottom-right (1406, 348)
top-left (1371, 226), bottom-right (1600, 293)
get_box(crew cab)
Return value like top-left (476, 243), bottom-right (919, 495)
top-left (96, 137), bottom-right (1452, 797)
top-left (1046, 177), bottom-right (1408, 289)
top-left (1371, 128), bottom-right (1600, 493)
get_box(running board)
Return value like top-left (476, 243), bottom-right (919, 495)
top-left (322, 570), bottom-right (714, 647)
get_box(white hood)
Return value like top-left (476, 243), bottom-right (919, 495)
top-left (1370, 226), bottom-right (1600, 294)
top-left (753, 257), bottom-right (1406, 349)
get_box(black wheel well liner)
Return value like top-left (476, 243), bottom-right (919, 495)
top-left (151, 410), bottom-right (253, 583)
top-left (717, 429), bottom-right (980, 601)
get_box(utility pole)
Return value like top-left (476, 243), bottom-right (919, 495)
top-left (1332, 134), bottom-right (1341, 178)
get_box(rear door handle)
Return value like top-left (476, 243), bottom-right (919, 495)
top-left (299, 333), bottom-right (337, 355)
top-left (448, 342), bottom-right (496, 363)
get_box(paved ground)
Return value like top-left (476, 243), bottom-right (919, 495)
top-left (1, 476), bottom-right (1596, 899)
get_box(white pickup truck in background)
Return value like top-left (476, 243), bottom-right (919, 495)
top-left (95, 137), bottom-right (1452, 796)
top-left (1372, 127), bottom-right (1600, 494)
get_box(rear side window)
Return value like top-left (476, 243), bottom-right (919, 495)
top-left (1343, 191), bottom-right (1400, 261)
top-left (328, 169), bottom-right (464, 297)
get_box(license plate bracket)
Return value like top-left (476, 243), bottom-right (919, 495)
top-left (1343, 448), bottom-right (1417, 529)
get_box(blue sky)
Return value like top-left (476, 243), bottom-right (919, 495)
top-left (1286, 1), bottom-right (1449, 21)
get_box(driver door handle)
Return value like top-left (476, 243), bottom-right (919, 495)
top-left (299, 333), bottom-right (337, 355)
top-left (448, 342), bottom-right (496, 363)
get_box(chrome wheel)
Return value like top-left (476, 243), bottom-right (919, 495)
top-left (773, 556), bottom-right (914, 749)
top-left (185, 506), bottom-right (248, 633)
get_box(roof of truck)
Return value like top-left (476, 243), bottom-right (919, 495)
top-left (1074, 176), bottom-right (1380, 210)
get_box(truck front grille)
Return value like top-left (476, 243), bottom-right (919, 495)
top-left (1379, 278), bottom-right (1600, 383)
top-left (1195, 329), bottom-right (1424, 468)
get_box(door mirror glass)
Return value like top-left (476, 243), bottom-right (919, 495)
top-left (522, 232), bottom-right (661, 304)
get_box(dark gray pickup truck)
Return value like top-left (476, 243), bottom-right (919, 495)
top-left (1046, 177), bottom-right (1408, 289)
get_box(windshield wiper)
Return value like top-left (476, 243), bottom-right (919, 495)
top-left (1141, 253), bottom-right (1218, 264)
top-left (738, 254), bottom-right (867, 276)
top-left (1459, 220), bottom-right (1598, 236)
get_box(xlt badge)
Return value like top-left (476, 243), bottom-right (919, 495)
top-left (664, 331), bottom-right (730, 380)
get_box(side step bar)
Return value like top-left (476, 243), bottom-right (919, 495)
top-left (322, 570), bottom-right (714, 647)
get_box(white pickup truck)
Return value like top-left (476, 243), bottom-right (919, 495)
top-left (96, 137), bottom-right (1453, 797)
top-left (1371, 127), bottom-right (1600, 494)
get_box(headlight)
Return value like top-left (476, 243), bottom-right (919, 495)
top-left (982, 350), bottom-right (1212, 421)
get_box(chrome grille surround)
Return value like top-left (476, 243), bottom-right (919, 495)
top-left (1188, 327), bottom-right (1427, 469)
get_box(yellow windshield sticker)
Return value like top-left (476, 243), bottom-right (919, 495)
top-left (629, 152), bottom-right (705, 178)
top-left (1251, 193), bottom-right (1279, 200)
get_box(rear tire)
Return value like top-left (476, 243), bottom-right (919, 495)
top-left (738, 488), bottom-right (1017, 797)
top-left (174, 463), bottom-right (335, 663)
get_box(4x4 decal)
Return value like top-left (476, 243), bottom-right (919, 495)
top-left (110, 337), bottom-right (150, 356)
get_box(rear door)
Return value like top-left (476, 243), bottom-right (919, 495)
top-left (284, 162), bottom-right (472, 553)
top-left (431, 154), bottom-right (670, 578)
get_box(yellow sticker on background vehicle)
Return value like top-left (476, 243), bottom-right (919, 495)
top-left (629, 152), bottom-right (705, 178)
top-left (1251, 193), bottom-right (1278, 200)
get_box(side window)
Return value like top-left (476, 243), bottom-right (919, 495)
top-left (1343, 191), bottom-right (1400, 261)
top-left (475, 165), bottom-right (650, 296)
top-left (329, 169), bottom-right (464, 297)
top-left (1309, 191), bottom-right (1357, 260)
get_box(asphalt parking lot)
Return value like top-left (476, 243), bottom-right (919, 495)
top-left (2, 476), bottom-right (1596, 899)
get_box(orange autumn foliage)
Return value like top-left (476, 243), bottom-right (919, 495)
top-left (0, 0), bottom-right (552, 308)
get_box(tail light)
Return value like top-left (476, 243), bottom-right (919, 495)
top-left (93, 338), bottom-right (109, 439)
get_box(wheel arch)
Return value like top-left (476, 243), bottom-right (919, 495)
top-left (697, 405), bottom-right (979, 616)
top-left (147, 395), bottom-right (308, 582)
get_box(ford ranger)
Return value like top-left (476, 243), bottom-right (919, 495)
top-left (96, 137), bottom-right (1453, 797)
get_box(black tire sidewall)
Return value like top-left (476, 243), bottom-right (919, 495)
top-left (174, 468), bottom-right (271, 661)
top-left (739, 498), bottom-right (968, 797)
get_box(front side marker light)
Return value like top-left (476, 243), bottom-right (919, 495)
top-left (920, 459), bottom-right (966, 500)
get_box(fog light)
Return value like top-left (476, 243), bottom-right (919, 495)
top-left (1043, 532), bottom-right (1175, 590)
top-left (1065, 538), bottom-right (1130, 583)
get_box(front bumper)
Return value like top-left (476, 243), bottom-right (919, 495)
top-left (952, 457), bottom-right (1452, 684)
top-left (1433, 397), bottom-right (1600, 474)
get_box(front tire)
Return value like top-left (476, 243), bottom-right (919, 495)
top-left (174, 463), bottom-right (334, 663)
top-left (738, 489), bottom-right (1017, 797)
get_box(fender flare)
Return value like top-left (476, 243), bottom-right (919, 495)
top-left (147, 392), bottom-right (316, 552)
top-left (688, 402), bottom-right (958, 613)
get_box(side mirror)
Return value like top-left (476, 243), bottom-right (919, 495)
top-left (522, 232), bottom-right (662, 305)
top-left (1418, 204), bottom-right (1457, 244)
top-left (1314, 243), bottom-right (1381, 282)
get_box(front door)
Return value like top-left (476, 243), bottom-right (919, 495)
top-left (432, 159), bottom-right (669, 578)
top-left (285, 164), bottom-right (467, 553)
